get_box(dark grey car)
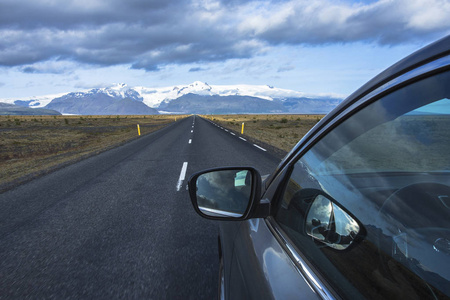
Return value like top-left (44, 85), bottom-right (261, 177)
top-left (188, 35), bottom-right (450, 299)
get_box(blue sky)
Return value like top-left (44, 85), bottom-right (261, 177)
top-left (0, 0), bottom-right (449, 99)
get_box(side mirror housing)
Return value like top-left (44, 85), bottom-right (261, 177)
top-left (188, 167), bottom-right (262, 220)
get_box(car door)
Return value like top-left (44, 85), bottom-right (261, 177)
top-left (230, 66), bottom-right (450, 299)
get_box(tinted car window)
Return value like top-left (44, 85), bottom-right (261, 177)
top-left (275, 71), bottom-right (450, 299)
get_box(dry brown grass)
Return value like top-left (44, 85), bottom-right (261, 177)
top-left (205, 114), bottom-right (324, 152)
top-left (0, 115), bottom-right (185, 190)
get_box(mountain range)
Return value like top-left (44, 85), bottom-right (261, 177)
top-left (0, 82), bottom-right (343, 115)
top-left (0, 103), bottom-right (61, 116)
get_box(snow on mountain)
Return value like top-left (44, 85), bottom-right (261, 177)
top-left (134, 81), bottom-right (334, 108)
top-left (93, 83), bottom-right (143, 101)
top-left (67, 84), bottom-right (143, 102)
top-left (134, 81), bottom-right (213, 108)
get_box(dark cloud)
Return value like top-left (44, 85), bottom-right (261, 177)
top-left (21, 66), bottom-right (40, 74)
top-left (0, 0), bottom-right (448, 73)
top-left (0, 0), bottom-right (185, 29)
top-left (21, 65), bottom-right (67, 74)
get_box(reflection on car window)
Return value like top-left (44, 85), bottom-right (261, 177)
top-left (320, 99), bottom-right (450, 174)
top-left (275, 71), bottom-right (450, 299)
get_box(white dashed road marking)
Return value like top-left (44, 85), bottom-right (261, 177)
top-left (253, 144), bottom-right (267, 152)
top-left (207, 117), bottom-right (267, 154)
top-left (177, 162), bottom-right (188, 191)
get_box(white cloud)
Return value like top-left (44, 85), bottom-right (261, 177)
top-left (21, 60), bottom-right (78, 74)
top-left (238, 0), bottom-right (450, 44)
top-left (405, 0), bottom-right (450, 30)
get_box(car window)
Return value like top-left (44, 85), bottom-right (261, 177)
top-left (275, 70), bottom-right (450, 299)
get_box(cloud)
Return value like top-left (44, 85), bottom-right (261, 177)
top-left (0, 0), bottom-right (448, 73)
top-left (189, 67), bottom-right (208, 72)
top-left (20, 60), bottom-right (77, 74)
top-left (74, 82), bottom-right (110, 89)
top-left (239, 0), bottom-right (450, 45)
top-left (277, 64), bottom-right (295, 73)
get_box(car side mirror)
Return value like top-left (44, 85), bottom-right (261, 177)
top-left (305, 192), bottom-right (363, 250)
top-left (188, 167), bottom-right (262, 220)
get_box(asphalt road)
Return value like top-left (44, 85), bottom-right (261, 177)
top-left (0, 115), bottom-right (280, 299)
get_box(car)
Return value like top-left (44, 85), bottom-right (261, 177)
top-left (187, 35), bottom-right (450, 300)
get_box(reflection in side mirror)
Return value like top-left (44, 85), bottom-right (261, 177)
top-left (194, 169), bottom-right (253, 218)
top-left (305, 195), bottom-right (360, 250)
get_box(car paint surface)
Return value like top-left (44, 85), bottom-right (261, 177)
top-left (226, 218), bottom-right (319, 300)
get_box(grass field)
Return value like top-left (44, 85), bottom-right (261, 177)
top-left (0, 114), bottom-right (323, 192)
top-left (207, 114), bottom-right (324, 152)
top-left (0, 115), bottom-right (183, 191)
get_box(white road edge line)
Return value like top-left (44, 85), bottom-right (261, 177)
top-left (239, 137), bottom-right (247, 141)
top-left (253, 144), bottom-right (267, 151)
top-left (177, 162), bottom-right (188, 191)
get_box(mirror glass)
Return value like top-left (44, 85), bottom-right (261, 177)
top-left (305, 195), bottom-right (360, 250)
top-left (196, 169), bottom-right (252, 218)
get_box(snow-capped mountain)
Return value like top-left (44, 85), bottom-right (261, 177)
top-left (0, 82), bottom-right (343, 115)
top-left (44, 84), bottom-right (157, 115)
top-left (85, 83), bottom-right (143, 102)
top-left (0, 84), bottom-right (142, 108)
top-left (134, 81), bottom-right (320, 108)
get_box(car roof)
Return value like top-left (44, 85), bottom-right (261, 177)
top-left (269, 35), bottom-right (450, 184)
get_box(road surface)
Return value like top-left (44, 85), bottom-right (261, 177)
top-left (0, 116), bottom-right (280, 299)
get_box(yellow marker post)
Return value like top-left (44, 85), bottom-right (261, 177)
top-left (137, 124), bottom-right (141, 136)
top-left (241, 123), bottom-right (245, 135)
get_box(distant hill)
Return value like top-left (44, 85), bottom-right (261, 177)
top-left (0, 103), bottom-right (61, 115)
top-left (282, 97), bottom-right (343, 114)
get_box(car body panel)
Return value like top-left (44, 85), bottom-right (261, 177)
top-left (231, 218), bottom-right (319, 300)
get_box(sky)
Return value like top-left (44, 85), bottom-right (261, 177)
top-left (0, 0), bottom-right (449, 100)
